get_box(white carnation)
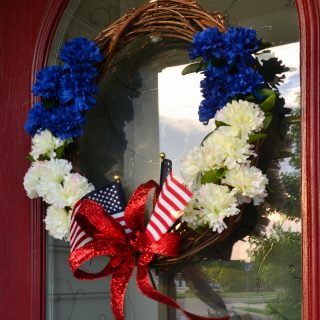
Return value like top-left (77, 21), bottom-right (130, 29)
top-left (183, 183), bottom-right (240, 233)
top-left (203, 129), bottom-right (255, 169)
top-left (23, 161), bottom-right (46, 198)
top-left (30, 130), bottom-right (68, 160)
top-left (44, 206), bottom-right (70, 240)
top-left (44, 173), bottom-right (94, 208)
top-left (37, 159), bottom-right (73, 200)
top-left (222, 165), bottom-right (268, 205)
top-left (43, 158), bottom-right (72, 182)
top-left (180, 146), bottom-right (209, 185)
top-left (180, 127), bottom-right (255, 186)
top-left (215, 100), bottom-right (265, 138)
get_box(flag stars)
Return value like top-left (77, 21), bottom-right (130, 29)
top-left (84, 183), bottom-right (126, 216)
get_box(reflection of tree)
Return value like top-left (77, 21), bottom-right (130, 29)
top-left (250, 225), bottom-right (301, 320)
top-left (248, 93), bottom-right (302, 319)
top-left (278, 107), bottom-right (301, 220)
top-left (279, 172), bottom-right (300, 220)
top-left (201, 261), bottom-right (256, 293)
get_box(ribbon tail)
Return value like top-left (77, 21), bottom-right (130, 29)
top-left (111, 255), bottom-right (136, 320)
top-left (136, 254), bottom-right (230, 320)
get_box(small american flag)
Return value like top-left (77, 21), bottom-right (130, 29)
top-left (146, 171), bottom-right (193, 242)
top-left (70, 182), bottom-right (130, 252)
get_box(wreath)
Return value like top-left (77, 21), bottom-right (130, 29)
top-left (23, 1), bottom-right (289, 319)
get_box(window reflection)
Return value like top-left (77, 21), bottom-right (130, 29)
top-left (158, 65), bottom-right (208, 176)
top-left (158, 42), bottom-right (301, 320)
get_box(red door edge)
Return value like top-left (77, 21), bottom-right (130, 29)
top-left (295, 0), bottom-right (320, 319)
top-left (29, 1), bottom-right (69, 320)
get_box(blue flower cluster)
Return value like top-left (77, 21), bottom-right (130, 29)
top-left (190, 27), bottom-right (264, 123)
top-left (25, 37), bottom-right (103, 139)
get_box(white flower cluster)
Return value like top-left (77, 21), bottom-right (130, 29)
top-left (181, 100), bottom-right (268, 232)
top-left (183, 184), bottom-right (240, 233)
top-left (24, 130), bottom-right (94, 240)
top-left (30, 130), bottom-right (67, 160)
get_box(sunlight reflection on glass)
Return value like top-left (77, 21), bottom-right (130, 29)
top-left (158, 64), bottom-right (211, 178)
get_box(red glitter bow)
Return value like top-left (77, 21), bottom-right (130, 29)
top-left (69, 180), bottom-right (229, 320)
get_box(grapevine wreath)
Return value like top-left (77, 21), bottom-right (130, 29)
top-left (23, 1), bottom-right (289, 319)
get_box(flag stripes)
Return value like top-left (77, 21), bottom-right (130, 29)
top-left (70, 182), bottom-right (131, 253)
top-left (146, 172), bottom-right (192, 242)
top-left (70, 201), bottom-right (93, 252)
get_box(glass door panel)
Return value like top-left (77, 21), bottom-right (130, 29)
top-left (46, 1), bottom-right (301, 319)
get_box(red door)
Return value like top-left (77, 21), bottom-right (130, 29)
top-left (1, 1), bottom-right (320, 319)
top-left (0, 1), bottom-right (67, 319)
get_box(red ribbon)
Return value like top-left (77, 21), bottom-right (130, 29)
top-left (69, 180), bottom-right (229, 320)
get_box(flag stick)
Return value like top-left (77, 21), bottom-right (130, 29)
top-left (159, 152), bottom-right (166, 190)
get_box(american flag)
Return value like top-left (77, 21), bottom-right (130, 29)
top-left (70, 182), bottom-right (130, 252)
top-left (146, 171), bottom-right (193, 242)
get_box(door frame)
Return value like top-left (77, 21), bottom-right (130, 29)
top-left (1, 0), bottom-right (319, 319)
top-left (295, 1), bottom-right (320, 318)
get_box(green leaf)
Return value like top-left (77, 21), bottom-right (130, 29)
top-left (257, 88), bottom-right (275, 98)
top-left (215, 120), bottom-right (229, 128)
top-left (258, 42), bottom-right (273, 51)
top-left (248, 133), bottom-right (268, 143)
top-left (260, 93), bottom-right (276, 112)
top-left (42, 99), bottom-right (58, 109)
top-left (182, 62), bottom-right (205, 75)
top-left (201, 168), bottom-right (225, 184)
top-left (263, 113), bottom-right (273, 129)
top-left (26, 154), bottom-right (34, 162)
top-left (55, 145), bottom-right (66, 159)
top-left (38, 154), bottom-right (50, 161)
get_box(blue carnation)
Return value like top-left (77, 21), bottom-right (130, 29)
top-left (224, 27), bottom-right (261, 66)
top-left (58, 71), bottom-right (98, 112)
top-left (189, 27), bottom-right (224, 61)
top-left (32, 66), bottom-right (62, 99)
top-left (233, 67), bottom-right (264, 95)
top-left (198, 97), bottom-right (221, 124)
top-left (188, 26), bottom-right (265, 123)
top-left (45, 104), bottom-right (86, 139)
top-left (24, 102), bottom-right (86, 139)
top-left (25, 37), bottom-right (103, 139)
top-left (60, 37), bottom-right (103, 71)
top-left (198, 66), bottom-right (264, 123)
top-left (24, 102), bottom-right (46, 136)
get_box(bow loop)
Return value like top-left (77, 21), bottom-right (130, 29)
top-left (76, 199), bottom-right (127, 242)
top-left (124, 180), bottom-right (160, 233)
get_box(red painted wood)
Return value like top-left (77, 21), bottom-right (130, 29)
top-left (0, 0), bottom-right (68, 320)
top-left (0, 0), bottom-right (319, 319)
top-left (296, 0), bottom-right (320, 319)
top-left (29, 2), bottom-right (69, 319)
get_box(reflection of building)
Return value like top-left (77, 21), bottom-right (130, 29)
top-left (175, 274), bottom-right (187, 290)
